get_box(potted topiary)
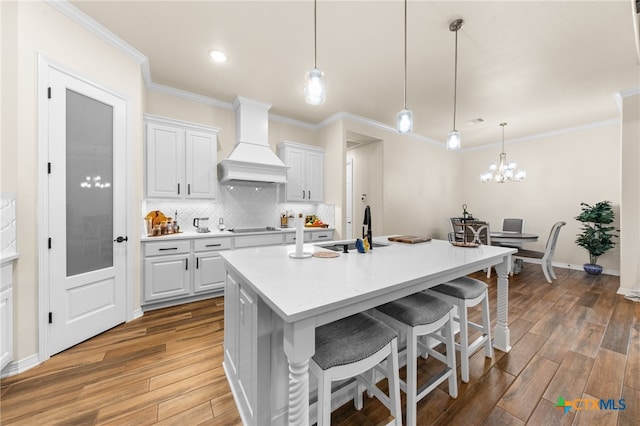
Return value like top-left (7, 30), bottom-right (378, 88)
top-left (575, 201), bottom-right (618, 275)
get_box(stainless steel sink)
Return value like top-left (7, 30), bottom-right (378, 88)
top-left (229, 226), bottom-right (279, 233)
top-left (315, 240), bottom-right (389, 252)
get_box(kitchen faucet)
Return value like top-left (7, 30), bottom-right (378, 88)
top-left (363, 205), bottom-right (372, 249)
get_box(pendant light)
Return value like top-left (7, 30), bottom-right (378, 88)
top-left (447, 18), bottom-right (464, 150)
top-left (304, 0), bottom-right (325, 105)
top-left (480, 123), bottom-right (526, 183)
top-left (396, 0), bottom-right (412, 133)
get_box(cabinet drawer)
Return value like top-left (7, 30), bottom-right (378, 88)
top-left (144, 240), bottom-right (190, 256)
top-left (234, 234), bottom-right (284, 248)
top-left (284, 232), bottom-right (310, 244)
top-left (194, 237), bottom-right (232, 252)
top-left (311, 231), bottom-right (333, 242)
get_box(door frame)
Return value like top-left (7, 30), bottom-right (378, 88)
top-left (37, 55), bottom-right (135, 362)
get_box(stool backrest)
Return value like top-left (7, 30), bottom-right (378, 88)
top-left (544, 221), bottom-right (566, 260)
top-left (502, 218), bottom-right (525, 233)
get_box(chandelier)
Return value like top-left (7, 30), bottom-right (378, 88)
top-left (480, 122), bottom-right (526, 183)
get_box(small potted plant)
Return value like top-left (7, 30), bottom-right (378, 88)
top-left (575, 201), bottom-right (618, 275)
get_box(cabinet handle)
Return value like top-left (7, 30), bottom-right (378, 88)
top-left (188, 184), bottom-right (191, 195)
top-left (159, 247), bottom-right (178, 251)
top-left (308, 190), bottom-right (311, 199)
top-left (177, 183), bottom-right (180, 194)
top-left (185, 258), bottom-right (188, 270)
top-left (302, 190), bottom-right (305, 199)
top-left (196, 257), bottom-right (199, 269)
top-left (206, 243), bottom-right (222, 247)
top-left (317, 235), bottom-right (328, 239)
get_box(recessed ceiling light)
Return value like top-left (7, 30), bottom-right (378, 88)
top-left (209, 49), bottom-right (227, 63)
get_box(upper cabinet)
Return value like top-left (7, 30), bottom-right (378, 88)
top-left (278, 141), bottom-right (324, 203)
top-left (145, 115), bottom-right (219, 199)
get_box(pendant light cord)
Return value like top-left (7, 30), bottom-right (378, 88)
top-left (313, 0), bottom-right (317, 69)
top-left (403, 0), bottom-right (407, 109)
top-left (501, 122), bottom-right (507, 153)
top-left (452, 28), bottom-right (458, 130)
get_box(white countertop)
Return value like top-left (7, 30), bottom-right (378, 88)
top-left (220, 237), bottom-right (516, 323)
top-left (140, 227), bottom-right (334, 242)
top-left (0, 252), bottom-right (19, 264)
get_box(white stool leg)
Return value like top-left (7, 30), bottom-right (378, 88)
top-left (458, 300), bottom-right (470, 383)
top-left (387, 339), bottom-right (402, 426)
top-left (445, 311), bottom-right (458, 398)
top-left (317, 371), bottom-right (332, 426)
top-left (481, 292), bottom-right (494, 359)
top-left (406, 326), bottom-right (418, 426)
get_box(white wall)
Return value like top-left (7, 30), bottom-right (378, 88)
top-left (460, 121), bottom-right (621, 272)
top-left (1, 1), bottom-right (144, 361)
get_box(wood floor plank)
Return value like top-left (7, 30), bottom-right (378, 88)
top-left (157, 381), bottom-right (228, 421)
top-left (573, 392), bottom-right (619, 425)
top-left (527, 398), bottom-right (575, 426)
top-left (497, 355), bottom-right (559, 421)
top-left (537, 325), bottom-right (580, 364)
top-left (618, 386), bottom-right (640, 426)
top-left (542, 350), bottom-right (594, 404)
top-left (600, 298), bottom-right (634, 355)
top-left (483, 406), bottom-right (524, 425)
top-left (570, 322), bottom-right (606, 358)
top-left (624, 320), bottom-right (640, 391)
top-left (584, 347), bottom-right (626, 401)
top-left (156, 401), bottom-right (214, 425)
top-left (98, 405), bottom-right (158, 426)
top-left (496, 332), bottom-right (547, 377)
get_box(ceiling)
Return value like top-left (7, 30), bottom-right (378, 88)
top-left (70, 1), bottom-right (640, 148)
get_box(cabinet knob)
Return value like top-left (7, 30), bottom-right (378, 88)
top-left (114, 236), bottom-right (128, 243)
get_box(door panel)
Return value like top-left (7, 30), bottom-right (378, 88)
top-left (47, 68), bottom-right (127, 356)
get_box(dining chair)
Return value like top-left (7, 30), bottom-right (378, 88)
top-left (513, 221), bottom-right (566, 283)
top-left (310, 312), bottom-right (403, 426)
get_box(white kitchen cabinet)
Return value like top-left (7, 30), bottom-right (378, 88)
top-left (145, 115), bottom-right (219, 199)
top-left (1, 262), bottom-right (14, 371)
top-left (193, 238), bottom-right (232, 294)
top-left (143, 240), bottom-right (191, 302)
top-left (278, 141), bottom-right (324, 202)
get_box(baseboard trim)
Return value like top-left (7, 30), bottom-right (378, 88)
top-left (1, 354), bottom-right (41, 378)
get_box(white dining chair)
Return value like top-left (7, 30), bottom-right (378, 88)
top-left (513, 221), bottom-right (566, 283)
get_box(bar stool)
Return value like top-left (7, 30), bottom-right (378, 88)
top-left (372, 292), bottom-right (458, 426)
top-left (424, 276), bottom-right (493, 383)
top-left (310, 312), bottom-right (403, 426)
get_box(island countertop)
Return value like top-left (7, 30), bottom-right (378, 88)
top-left (220, 237), bottom-right (516, 324)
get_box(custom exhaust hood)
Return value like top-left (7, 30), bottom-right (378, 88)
top-left (218, 96), bottom-right (289, 184)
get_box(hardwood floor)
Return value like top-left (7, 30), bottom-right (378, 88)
top-left (1, 266), bottom-right (638, 425)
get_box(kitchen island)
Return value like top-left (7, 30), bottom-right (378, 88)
top-left (221, 238), bottom-right (516, 425)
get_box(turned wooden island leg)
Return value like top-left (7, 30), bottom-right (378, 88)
top-left (493, 255), bottom-right (512, 353)
top-left (283, 318), bottom-right (316, 426)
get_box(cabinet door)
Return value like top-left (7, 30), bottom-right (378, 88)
top-left (306, 150), bottom-right (324, 202)
top-left (224, 272), bottom-right (239, 376)
top-left (238, 285), bottom-right (257, 423)
top-left (284, 148), bottom-right (305, 202)
top-left (193, 252), bottom-right (226, 294)
top-left (185, 130), bottom-right (217, 199)
top-left (143, 254), bottom-right (191, 302)
top-left (146, 123), bottom-right (184, 198)
top-left (0, 287), bottom-right (12, 370)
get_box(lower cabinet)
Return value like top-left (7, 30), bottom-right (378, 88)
top-left (142, 237), bottom-right (231, 306)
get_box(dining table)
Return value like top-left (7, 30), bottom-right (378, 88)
top-left (490, 231), bottom-right (539, 245)
top-left (220, 237), bottom-right (517, 425)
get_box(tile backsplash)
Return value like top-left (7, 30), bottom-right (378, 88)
top-left (1, 193), bottom-right (17, 256)
top-left (143, 183), bottom-right (335, 234)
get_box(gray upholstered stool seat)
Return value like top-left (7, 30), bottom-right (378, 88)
top-left (430, 276), bottom-right (487, 300)
top-left (310, 312), bottom-right (402, 426)
top-left (376, 292), bottom-right (453, 327)
top-left (425, 276), bottom-right (493, 383)
top-left (313, 313), bottom-right (397, 370)
top-left (372, 293), bottom-right (458, 426)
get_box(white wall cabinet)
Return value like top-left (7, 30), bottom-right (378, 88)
top-left (145, 115), bottom-right (219, 199)
top-left (278, 141), bottom-right (324, 202)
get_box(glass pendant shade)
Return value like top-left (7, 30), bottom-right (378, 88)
top-left (397, 109), bottom-right (413, 134)
top-left (447, 130), bottom-right (461, 150)
top-left (304, 67), bottom-right (325, 105)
